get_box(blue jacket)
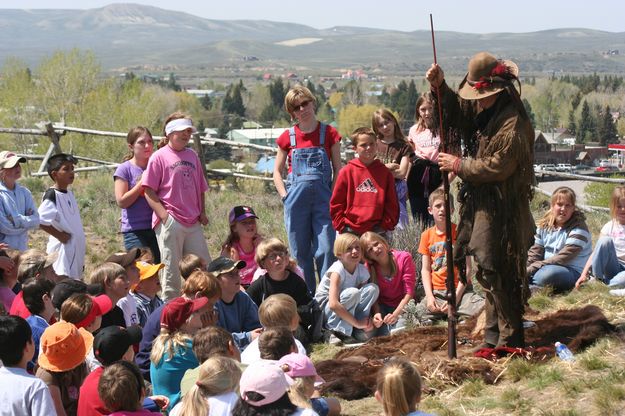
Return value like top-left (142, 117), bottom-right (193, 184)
top-left (0, 182), bottom-right (39, 250)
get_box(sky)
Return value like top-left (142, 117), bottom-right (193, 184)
top-left (1, 0), bottom-right (623, 33)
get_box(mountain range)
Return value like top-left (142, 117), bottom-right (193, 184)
top-left (1, 3), bottom-right (624, 74)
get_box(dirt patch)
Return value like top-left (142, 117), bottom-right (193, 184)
top-left (317, 305), bottom-right (616, 400)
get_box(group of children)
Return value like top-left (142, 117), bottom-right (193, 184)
top-left (1, 82), bottom-right (624, 416)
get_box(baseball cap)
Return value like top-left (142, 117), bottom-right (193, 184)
top-left (93, 325), bottom-right (143, 366)
top-left (38, 321), bottom-right (93, 372)
top-left (206, 257), bottom-right (246, 275)
top-left (164, 118), bottom-right (198, 136)
top-left (161, 297), bottom-right (209, 331)
top-left (75, 295), bottom-right (113, 329)
top-left (228, 205), bottom-right (259, 225)
top-left (240, 362), bottom-right (291, 407)
top-left (51, 279), bottom-right (88, 310)
top-left (0, 151), bottom-right (26, 169)
top-left (134, 261), bottom-right (164, 289)
top-left (105, 248), bottom-right (141, 268)
top-left (278, 353), bottom-right (324, 384)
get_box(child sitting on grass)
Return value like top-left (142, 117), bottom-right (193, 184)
top-left (38, 154), bottom-right (85, 280)
top-left (315, 233), bottom-right (379, 344)
top-left (241, 294), bottom-right (306, 365)
top-left (418, 189), bottom-right (483, 322)
top-left (21, 277), bottom-right (56, 371)
top-left (375, 358), bottom-right (433, 416)
top-left (221, 205), bottom-right (263, 288)
top-left (98, 361), bottom-right (163, 416)
top-left (0, 315), bottom-right (55, 415)
top-left (131, 261), bottom-right (164, 327)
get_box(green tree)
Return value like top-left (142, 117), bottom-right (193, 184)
top-left (567, 109), bottom-right (577, 137)
top-left (522, 98), bottom-right (536, 128)
top-left (578, 100), bottom-right (594, 142)
top-left (337, 104), bottom-right (378, 137)
top-left (598, 105), bottom-right (619, 145)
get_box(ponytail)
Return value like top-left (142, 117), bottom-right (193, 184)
top-left (376, 358), bottom-right (422, 416)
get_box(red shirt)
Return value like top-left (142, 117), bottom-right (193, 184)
top-left (275, 123), bottom-right (341, 173)
top-left (77, 366), bottom-right (108, 416)
top-left (10, 292), bottom-right (56, 323)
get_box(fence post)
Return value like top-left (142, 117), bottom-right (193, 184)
top-left (193, 134), bottom-right (208, 179)
top-left (37, 123), bottom-right (63, 174)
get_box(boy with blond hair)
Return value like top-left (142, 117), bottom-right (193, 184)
top-left (330, 127), bottom-right (399, 237)
top-left (418, 188), bottom-right (483, 320)
top-left (240, 293), bottom-right (306, 365)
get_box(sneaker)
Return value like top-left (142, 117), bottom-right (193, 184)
top-left (609, 288), bottom-right (625, 296)
top-left (352, 329), bottom-right (374, 343)
top-left (332, 330), bottom-right (360, 345)
top-left (328, 333), bottom-right (342, 345)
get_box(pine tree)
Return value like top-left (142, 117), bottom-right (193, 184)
top-left (522, 99), bottom-right (536, 127)
top-left (578, 100), bottom-right (593, 142)
top-left (599, 105), bottom-right (619, 145)
top-left (567, 109), bottom-right (577, 137)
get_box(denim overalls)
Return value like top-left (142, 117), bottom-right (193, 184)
top-left (283, 122), bottom-right (336, 292)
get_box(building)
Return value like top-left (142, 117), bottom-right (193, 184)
top-left (226, 127), bottom-right (288, 147)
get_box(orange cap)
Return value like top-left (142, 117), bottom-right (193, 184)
top-left (133, 261), bottom-right (164, 290)
top-left (38, 321), bottom-right (93, 372)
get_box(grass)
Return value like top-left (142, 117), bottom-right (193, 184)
top-left (19, 171), bottom-right (625, 416)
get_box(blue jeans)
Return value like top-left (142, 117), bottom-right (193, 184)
top-left (284, 179), bottom-right (335, 292)
top-left (591, 236), bottom-right (625, 287)
top-left (123, 229), bottom-right (161, 263)
top-left (324, 283), bottom-right (379, 336)
top-left (531, 265), bottom-right (579, 292)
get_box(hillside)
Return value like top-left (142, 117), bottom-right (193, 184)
top-left (1, 3), bottom-right (624, 74)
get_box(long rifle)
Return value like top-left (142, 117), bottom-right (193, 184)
top-left (429, 14), bottom-right (457, 359)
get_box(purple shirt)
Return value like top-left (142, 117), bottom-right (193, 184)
top-left (114, 161), bottom-right (153, 232)
top-left (142, 145), bottom-right (208, 228)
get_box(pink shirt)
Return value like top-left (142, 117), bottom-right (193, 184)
top-left (143, 145), bottom-right (208, 227)
top-left (233, 241), bottom-right (258, 286)
top-left (369, 250), bottom-right (416, 307)
top-left (408, 126), bottom-right (440, 162)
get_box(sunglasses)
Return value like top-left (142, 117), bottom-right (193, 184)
top-left (293, 100), bottom-right (312, 111)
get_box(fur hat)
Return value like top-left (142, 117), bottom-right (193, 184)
top-left (458, 52), bottom-right (519, 100)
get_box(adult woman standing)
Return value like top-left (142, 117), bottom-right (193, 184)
top-left (114, 127), bottom-right (160, 262)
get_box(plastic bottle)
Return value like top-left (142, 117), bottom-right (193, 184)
top-left (554, 342), bottom-right (575, 362)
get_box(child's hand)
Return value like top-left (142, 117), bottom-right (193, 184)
top-left (250, 328), bottom-right (263, 340)
top-left (0, 243), bottom-right (8, 250)
top-left (199, 212), bottom-right (209, 226)
top-left (0, 256), bottom-right (14, 273)
top-left (58, 231), bottom-right (71, 244)
top-left (385, 163), bottom-right (399, 171)
top-left (383, 313), bottom-right (399, 325)
top-left (575, 274), bottom-right (588, 290)
top-left (372, 313), bottom-right (384, 328)
top-left (426, 295), bottom-right (442, 313)
top-left (148, 395), bottom-right (169, 410)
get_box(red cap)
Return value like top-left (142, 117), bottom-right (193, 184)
top-left (160, 297), bottom-right (208, 331)
top-left (75, 295), bottom-right (113, 329)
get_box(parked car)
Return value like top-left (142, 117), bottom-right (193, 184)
top-left (595, 165), bottom-right (619, 172)
top-left (556, 163), bottom-right (573, 172)
top-left (573, 164), bottom-right (592, 172)
top-left (541, 164), bottom-right (557, 171)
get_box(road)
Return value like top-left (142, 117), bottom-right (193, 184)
top-left (537, 180), bottom-right (590, 204)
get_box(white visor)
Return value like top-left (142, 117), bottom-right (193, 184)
top-left (165, 118), bottom-right (197, 136)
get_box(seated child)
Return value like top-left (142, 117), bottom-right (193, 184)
top-left (247, 238), bottom-right (321, 343)
top-left (579, 185), bottom-right (625, 291)
top-left (50, 279), bottom-right (87, 319)
top-left (240, 294), bottom-right (306, 365)
top-left (135, 269), bottom-right (221, 381)
top-left (150, 297), bottom-right (211, 411)
top-left (234, 362), bottom-right (317, 416)
top-left (179, 253), bottom-right (207, 278)
top-left (10, 249), bottom-right (59, 320)
top-left (0, 315), bottom-right (55, 415)
top-left (375, 357), bottom-right (434, 416)
top-left (21, 278), bottom-right (56, 371)
top-left (180, 326), bottom-right (242, 397)
top-left (330, 127), bottom-right (399, 237)
top-left (527, 186), bottom-right (592, 292)
top-left (0, 248), bottom-right (18, 311)
top-left (132, 261), bottom-right (165, 327)
top-left (106, 248), bottom-right (142, 326)
top-left (87, 263), bottom-right (130, 329)
top-left (36, 321), bottom-right (93, 416)
top-left (77, 325), bottom-right (143, 416)
top-left (221, 205), bottom-right (262, 288)
top-left (278, 352), bottom-right (341, 416)
top-left (258, 326), bottom-right (298, 362)
top-left (38, 153), bottom-right (86, 280)
top-left (418, 189), bottom-right (484, 321)
top-left (209, 257), bottom-right (262, 351)
top-left (360, 231), bottom-right (416, 334)
top-left (170, 356), bottom-right (242, 416)
top-left (315, 233), bottom-right (379, 344)
top-left (98, 361), bottom-right (163, 416)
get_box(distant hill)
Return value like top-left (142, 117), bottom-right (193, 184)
top-left (2, 3), bottom-right (624, 74)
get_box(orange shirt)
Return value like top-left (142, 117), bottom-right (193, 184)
top-left (418, 224), bottom-right (459, 290)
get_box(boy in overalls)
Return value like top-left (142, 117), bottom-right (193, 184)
top-left (273, 85), bottom-right (342, 292)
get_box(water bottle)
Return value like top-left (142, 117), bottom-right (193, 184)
top-left (555, 342), bottom-right (575, 362)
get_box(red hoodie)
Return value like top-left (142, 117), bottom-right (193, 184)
top-left (330, 158), bottom-right (399, 234)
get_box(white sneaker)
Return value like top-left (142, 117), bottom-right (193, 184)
top-left (609, 288), bottom-right (625, 296)
top-left (328, 334), bottom-right (341, 345)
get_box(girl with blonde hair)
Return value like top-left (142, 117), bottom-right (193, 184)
top-left (375, 358), bottom-right (433, 416)
top-left (170, 356), bottom-right (241, 416)
top-left (527, 186), bottom-right (591, 292)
